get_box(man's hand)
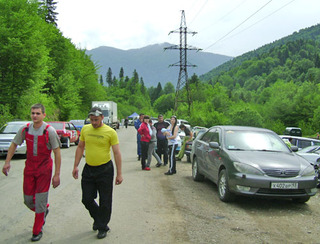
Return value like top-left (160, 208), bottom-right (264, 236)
top-left (2, 162), bottom-right (11, 176)
top-left (72, 167), bottom-right (79, 179)
top-left (115, 175), bottom-right (123, 185)
top-left (52, 174), bottom-right (60, 188)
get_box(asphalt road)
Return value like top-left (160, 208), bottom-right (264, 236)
top-left (1, 126), bottom-right (320, 244)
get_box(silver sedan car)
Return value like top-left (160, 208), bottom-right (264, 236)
top-left (191, 126), bottom-right (318, 203)
top-left (0, 121), bottom-right (30, 157)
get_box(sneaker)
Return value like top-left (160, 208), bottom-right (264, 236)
top-left (164, 171), bottom-right (174, 175)
top-left (155, 163), bottom-right (162, 167)
top-left (143, 167), bottom-right (151, 171)
top-left (31, 232), bottom-right (43, 242)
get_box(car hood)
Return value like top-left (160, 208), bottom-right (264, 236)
top-left (0, 133), bottom-right (15, 140)
top-left (227, 150), bottom-right (310, 169)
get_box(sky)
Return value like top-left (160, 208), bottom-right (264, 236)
top-left (56, 0), bottom-right (320, 57)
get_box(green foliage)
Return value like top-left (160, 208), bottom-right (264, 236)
top-left (1, 1), bottom-right (320, 139)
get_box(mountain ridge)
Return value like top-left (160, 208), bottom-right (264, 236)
top-left (86, 43), bottom-right (233, 87)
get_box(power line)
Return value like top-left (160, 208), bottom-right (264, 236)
top-left (203, 0), bottom-right (273, 51)
top-left (223, 0), bottom-right (296, 42)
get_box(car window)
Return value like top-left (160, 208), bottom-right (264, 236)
top-left (201, 131), bottom-right (213, 143)
top-left (70, 120), bottom-right (84, 126)
top-left (69, 123), bottom-right (76, 130)
top-left (298, 140), bottom-right (312, 149)
top-left (0, 123), bottom-right (26, 134)
top-left (48, 122), bottom-right (64, 130)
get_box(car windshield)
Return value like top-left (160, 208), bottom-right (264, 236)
top-left (70, 120), bottom-right (84, 126)
top-left (225, 130), bottom-right (290, 152)
top-left (0, 123), bottom-right (26, 134)
top-left (47, 122), bottom-right (64, 130)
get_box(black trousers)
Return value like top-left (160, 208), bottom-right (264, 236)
top-left (141, 141), bottom-right (149, 169)
top-left (168, 144), bottom-right (178, 173)
top-left (156, 139), bottom-right (168, 165)
top-left (81, 162), bottom-right (114, 231)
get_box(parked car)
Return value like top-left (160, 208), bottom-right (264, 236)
top-left (0, 121), bottom-right (30, 157)
top-left (279, 135), bottom-right (320, 150)
top-left (69, 119), bottom-right (85, 131)
top-left (191, 125), bottom-right (318, 203)
top-left (284, 127), bottom-right (302, 137)
top-left (296, 145), bottom-right (320, 186)
top-left (47, 121), bottom-right (80, 148)
top-left (185, 127), bottom-right (208, 162)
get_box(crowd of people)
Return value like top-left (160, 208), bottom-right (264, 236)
top-left (135, 113), bottom-right (189, 175)
top-left (1, 105), bottom-right (190, 242)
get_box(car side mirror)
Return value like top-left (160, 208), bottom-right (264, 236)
top-left (290, 145), bottom-right (299, 152)
top-left (209, 141), bottom-right (220, 149)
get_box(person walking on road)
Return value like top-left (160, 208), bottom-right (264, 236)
top-left (162, 115), bottom-right (179, 175)
top-left (124, 117), bottom-right (129, 129)
top-left (72, 107), bottom-right (123, 239)
top-left (154, 114), bottom-right (170, 166)
top-left (138, 115), bottom-right (151, 170)
top-left (146, 120), bottom-right (162, 168)
top-left (134, 113), bottom-right (144, 160)
top-left (176, 124), bottom-right (193, 161)
top-left (2, 103), bottom-right (61, 242)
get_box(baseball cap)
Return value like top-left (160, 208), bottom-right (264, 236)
top-left (88, 107), bottom-right (103, 116)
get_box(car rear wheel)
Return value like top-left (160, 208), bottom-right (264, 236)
top-left (192, 157), bottom-right (205, 182)
top-left (218, 169), bottom-right (235, 202)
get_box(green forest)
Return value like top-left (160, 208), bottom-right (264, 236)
top-left (1, 0), bottom-right (320, 137)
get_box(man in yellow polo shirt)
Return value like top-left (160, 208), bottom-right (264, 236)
top-left (72, 107), bottom-right (123, 239)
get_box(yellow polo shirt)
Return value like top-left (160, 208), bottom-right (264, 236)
top-left (80, 124), bottom-right (119, 166)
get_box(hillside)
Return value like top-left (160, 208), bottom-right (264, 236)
top-left (201, 23), bottom-right (320, 81)
top-left (86, 43), bottom-right (232, 87)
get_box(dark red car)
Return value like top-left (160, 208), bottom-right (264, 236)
top-left (47, 121), bottom-right (80, 148)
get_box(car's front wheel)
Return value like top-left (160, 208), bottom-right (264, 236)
top-left (218, 169), bottom-right (235, 202)
top-left (192, 157), bottom-right (205, 182)
top-left (64, 138), bottom-right (70, 148)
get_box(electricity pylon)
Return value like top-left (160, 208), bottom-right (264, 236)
top-left (164, 10), bottom-right (202, 114)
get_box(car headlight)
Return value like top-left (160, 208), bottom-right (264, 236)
top-left (301, 165), bottom-right (316, 177)
top-left (233, 162), bottom-right (263, 175)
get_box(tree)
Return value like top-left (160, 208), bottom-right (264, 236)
top-left (106, 67), bottom-right (113, 87)
top-left (163, 82), bottom-right (175, 94)
top-left (39, 0), bottom-right (58, 26)
top-left (99, 74), bottom-right (104, 85)
top-left (119, 67), bottom-right (124, 79)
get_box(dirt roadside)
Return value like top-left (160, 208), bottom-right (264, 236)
top-left (1, 126), bottom-right (320, 244)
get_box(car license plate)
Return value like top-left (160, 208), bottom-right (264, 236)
top-left (271, 182), bottom-right (298, 189)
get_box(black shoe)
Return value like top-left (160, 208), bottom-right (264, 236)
top-left (156, 163), bottom-right (162, 167)
top-left (164, 171), bottom-right (174, 175)
top-left (138, 155), bottom-right (141, 161)
top-left (97, 230), bottom-right (107, 239)
top-left (163, 163), bottom-right (167, 166)
top-left (31, 232), bottom-right (43, 242)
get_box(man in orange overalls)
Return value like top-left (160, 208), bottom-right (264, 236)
top-left (2, 104), bottom-right (61, 242)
